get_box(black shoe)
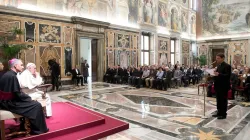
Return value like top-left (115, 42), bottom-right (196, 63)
top-left (212, 114), bottom-right (219, 117)
top-left (217, 116), bottom-right (226, 119)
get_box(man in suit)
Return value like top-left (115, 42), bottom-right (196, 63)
top-left (81, 59), bottom-right (89, 84)
top-left (72, 66), bottom-right (84, 86)
top-left (213, 53), bottom-right (231, 119)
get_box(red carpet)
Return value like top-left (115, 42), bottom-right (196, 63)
top-left (8, 102), bottom-right (129, 140)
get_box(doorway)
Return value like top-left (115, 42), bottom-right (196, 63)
top-left (212, 49), bottom-right (224, 67)
top-left (79, 38), bottom-right (98, 82)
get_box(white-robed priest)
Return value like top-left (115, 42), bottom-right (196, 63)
top-left (17, 63), bottom-right (52, 117)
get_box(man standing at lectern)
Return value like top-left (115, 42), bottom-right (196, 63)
top-left (213, 53), bottom-right (231, 119)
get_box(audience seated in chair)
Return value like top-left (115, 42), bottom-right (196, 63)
top-left (17, 63), bottom-right (52, 117)
top-left (71, 66), bottom-right (84, 86)
top-left (172, 66), bottom-right (182, 88)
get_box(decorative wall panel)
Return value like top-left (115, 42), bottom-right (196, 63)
top-left (117, 34), bottom-right (130, 48)
top-left (39, 24), bottom-right (61, 43)
top-left (105, 29), bottom-right (139, 69)
top-left (131, 50), bottom-right (138, 67)
top-left (182, 41), bottom-right (190, 66)
top-left (107, 31), bottom-right (115, 48)
top-left (64, 26), bottom-right (73, 45)
top-left (0, 18), bottom-right (20, 33)
top-left (39, 46), bottom-right (61, 76)
top-left (158, 37), bottom-right (170, 65)
top-left (128, 0), bottom-right (139, 23)
top-left (106, 49), bottom-right (114, 67)
top-left (229, 40), bottom-right (248, 66)
top-left (25, 22), bottom-right (35, 42)
top-left (19, 45), bottom-right (36, 67)
top-left (65, 47), bottom-right (72, 75)
top-left (132, 35), bottom-right (138, 49)
top-left (158, 1), bottom-right (169, 28)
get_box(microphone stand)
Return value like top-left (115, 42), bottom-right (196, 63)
top-left (201, 73), bottom-right (208, 119)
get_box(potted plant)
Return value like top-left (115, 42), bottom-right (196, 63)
top-left (0, 27), bottom-right (26, 69)
top-left (11, 27), bottom-right (23, 40)
top-left (198, 55), bottom-right (207, 66)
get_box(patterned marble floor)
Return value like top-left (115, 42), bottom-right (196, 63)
top-left (48, 82), bottom-right (250, 140)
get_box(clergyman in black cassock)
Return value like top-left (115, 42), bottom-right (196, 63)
top-left (0, 62), bottom-right (48, 134)
top-left (213, 53), bottom-right (231, 119)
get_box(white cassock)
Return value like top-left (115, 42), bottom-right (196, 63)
top-left (17, 70), bottom-right (52, 117)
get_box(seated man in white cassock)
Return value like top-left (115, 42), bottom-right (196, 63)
top-left (17, 63), bottom-right (52, 117)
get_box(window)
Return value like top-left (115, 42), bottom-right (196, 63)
top-left (193, 0), bottom-right (197, 11)
top-left (170, 39), bottom-right (175, 65)
top-left (190, 0), bottom-right (193, 9)
top-left (141, 34), bottom-right (150, 65)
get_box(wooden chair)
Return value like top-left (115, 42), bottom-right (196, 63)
top-left (0, 90), bottom-right (31, 140)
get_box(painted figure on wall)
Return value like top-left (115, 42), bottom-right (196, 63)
top-left (159, 53), bottom-right (167, 65)
top-left (0, 0), bottom-right (21, 7)
top-left (143, 0), bottom-right (154, 24)
top-left (246, 11), bottom-right (250, 28)
top-left (171, 8), bottom-right (179, 31)
top-left (158, 2), bottom-right (168, 27)
top-left (202, 0), bottom-right (250, 37)
top-left (191, 16), bottom-right (196, 34)
top-left (181, 11), bottom-right (188, 32)
top-left (128, 0), bottom-right (138, 23)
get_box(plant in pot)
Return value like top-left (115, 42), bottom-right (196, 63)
top-left (198, 55), bottom-right (207, 66)
top-left (0, 27), bottom-right (26, 70)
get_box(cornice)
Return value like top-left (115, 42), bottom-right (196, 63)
top-left (0, 6), bottom-right (71, 23)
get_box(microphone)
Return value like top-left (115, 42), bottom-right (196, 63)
top-left (210, 61), bottom-right (216, 65)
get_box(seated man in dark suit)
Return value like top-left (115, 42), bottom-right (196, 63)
top-left (71, 66), bottom-right (84, 86)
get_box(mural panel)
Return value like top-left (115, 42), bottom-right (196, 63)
top-left (181, 10), bottom-right (188, 32)
top-left (64, 26), bottom-right (73, 45)
top-left (65, 47), bottom-right (72, 75)
top-left (115, 50), bottom-right (130, 68)
top-left (158, 53), bottom-right (168, 65)
top-left (19, 45), bottom-right (36, 67)
top-left (158, 1), bottom-right (169, 27)
top-left (182, 41), bottom-right (190, 66)
top-left (0, 0), bottom-right (20, 7)
top-left (143, 0), bottom-right (155, 24)
top-left (128, 0), bottom-right (138, 23)
top-left (106, 49), bottom-right (114, 67)
top-left (25, 22), bottom-right (35, 42)
top-left (39, 24), bottom-right (61, 43)
top-left (107, 31), bottom-right (115, 48)
top-left (202, 0), bottom-right (250, 37)
top-left (117, 34), bottom-right (130, 48)
top-left (0, 18), bottom-right (20, 33)
top-left (173, 0), bottom-right (189, 7)
top-left (39, 46), bottom-right (61, 76)
top-left (171, 7), bottom-right (180, 31)
top-left (159, 40), bottom-right (168, 51)
top-left (131, 35), bottom-right (138, 49)
top-left (229, 40), bottom-right (248, 66)
top-left (191, 15), bottom-right (196, 34)
top-left (131, 50), bottom-right (137, 67)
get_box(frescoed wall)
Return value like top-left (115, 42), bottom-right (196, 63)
top-left (202, 0), bottom-right (250, 37)
top-left (228, 40), bottom-right (249, 67)
top-left (158, 1), bottom-right (169, 28)
top-left (128, 0), bottom-right (139, 23)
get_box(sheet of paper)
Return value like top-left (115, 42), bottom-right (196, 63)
top-left (206, 69), bottom-right (215, 76)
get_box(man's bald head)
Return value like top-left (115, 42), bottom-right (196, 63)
top-left (9, 58), bottom-right (24, 72)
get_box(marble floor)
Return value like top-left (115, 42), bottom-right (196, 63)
top-left (49, 82), bottom-right (250, 140)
